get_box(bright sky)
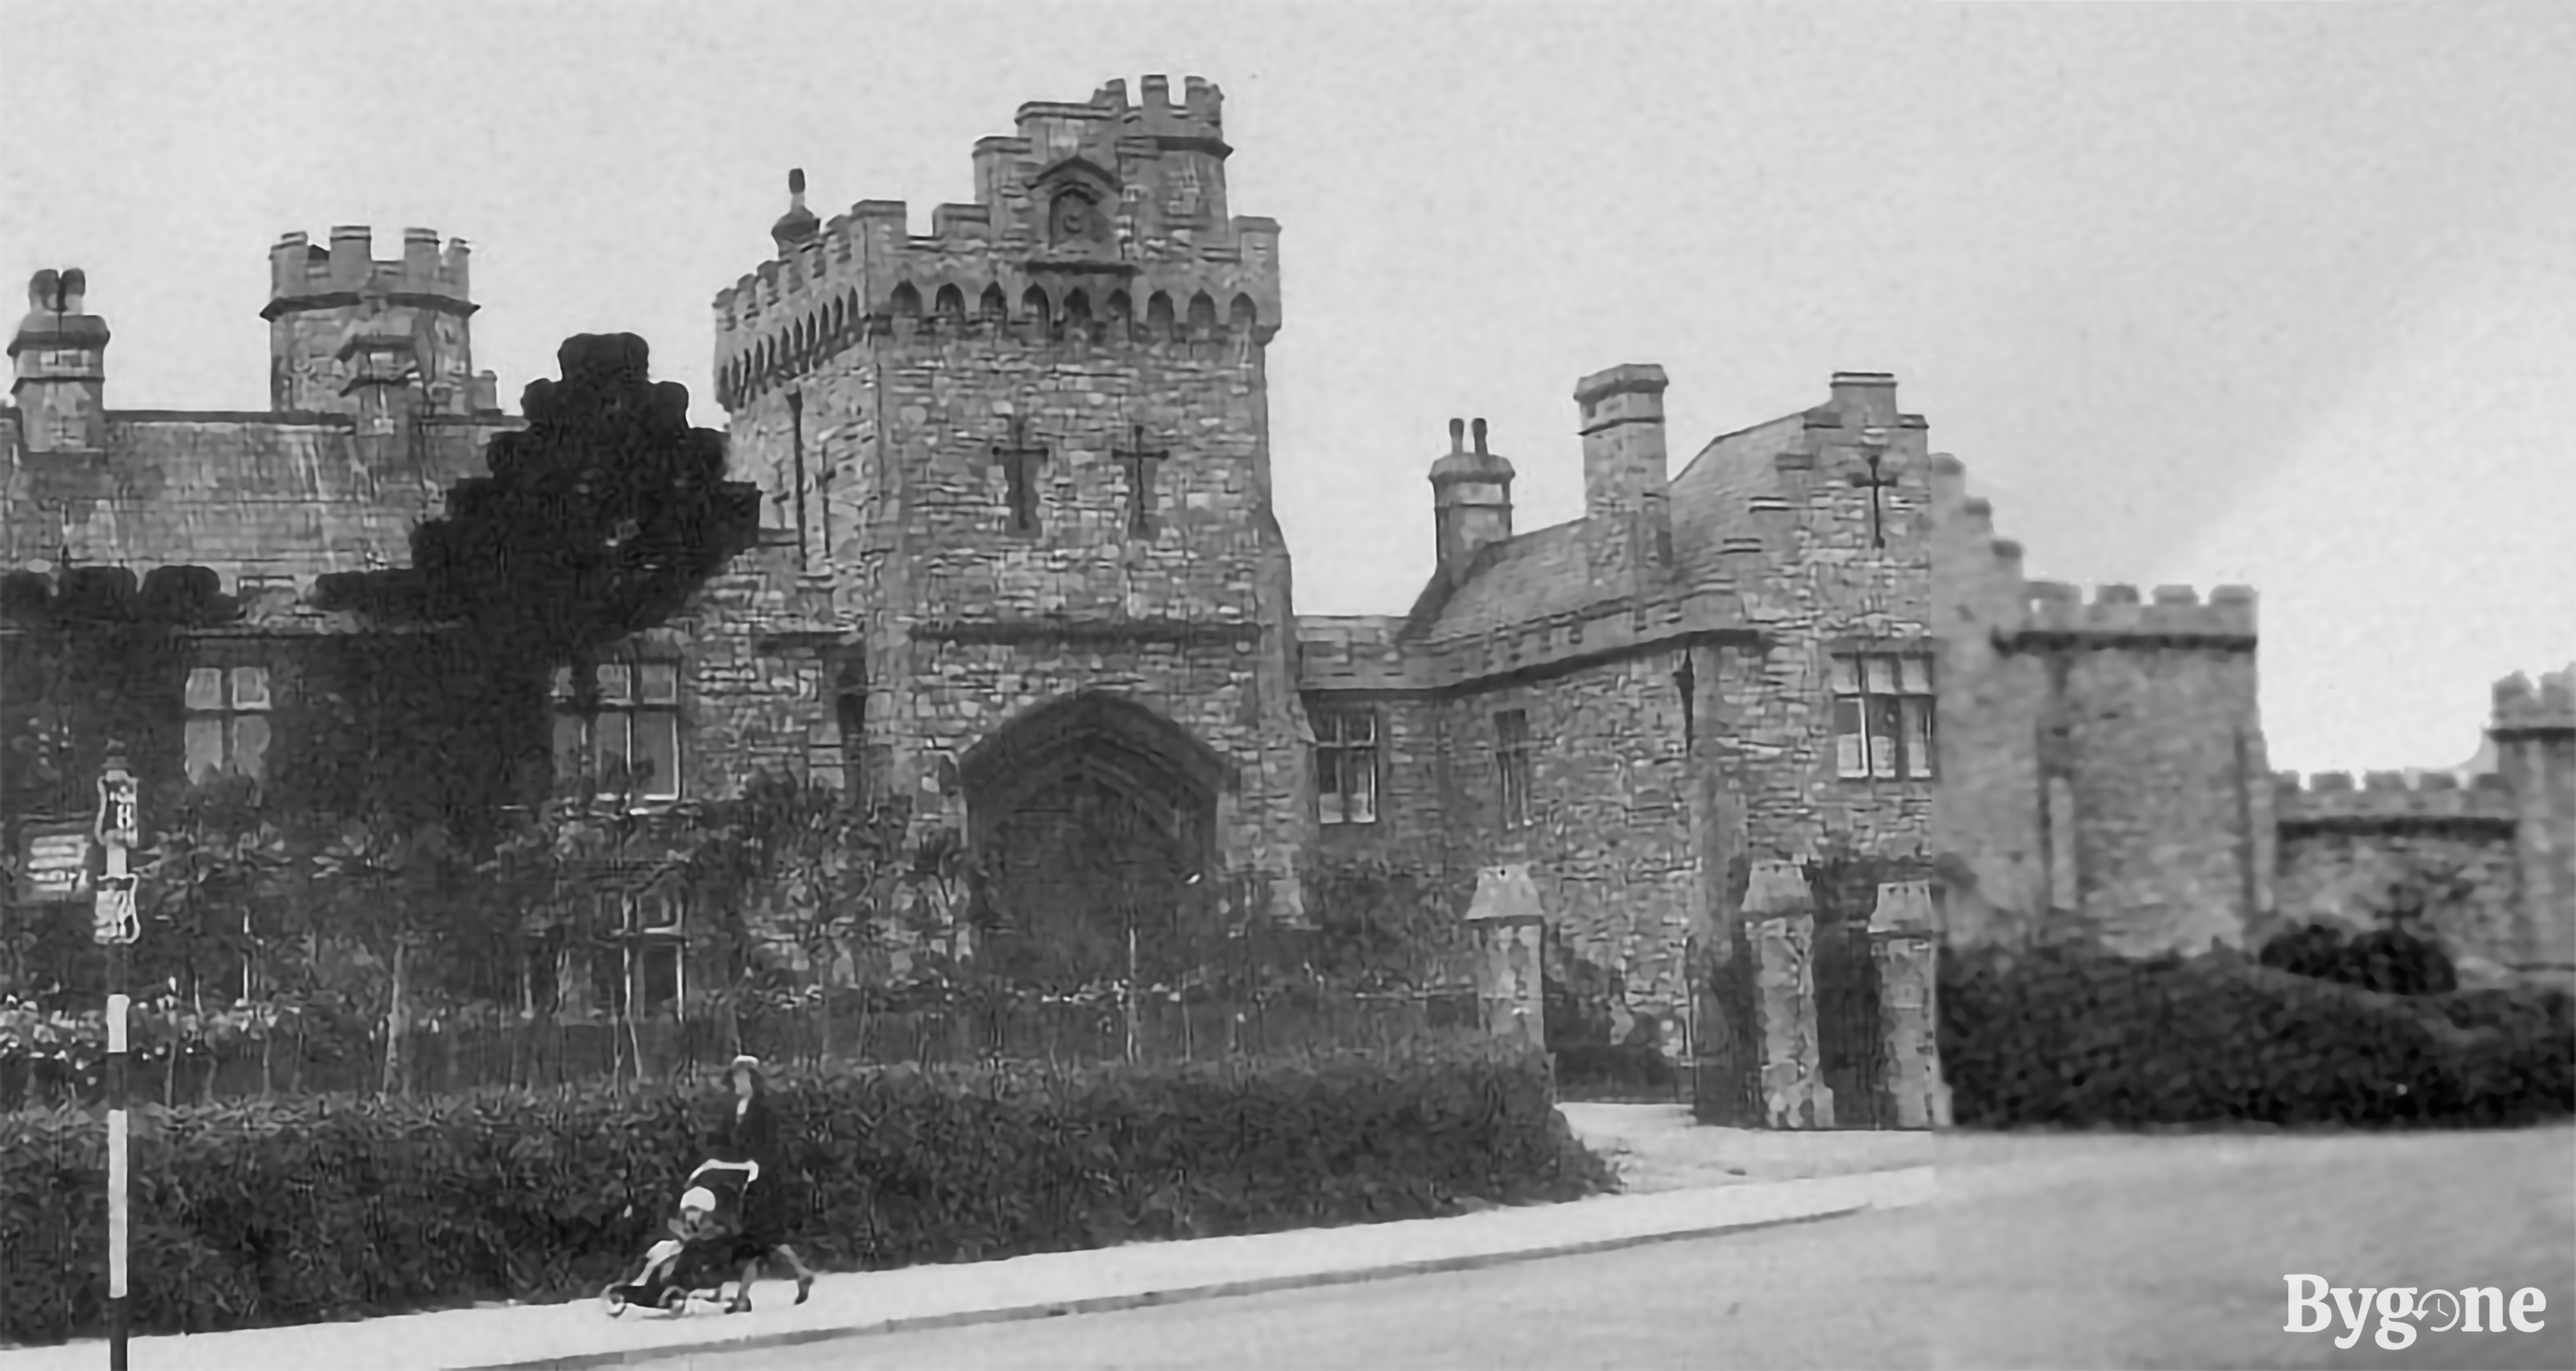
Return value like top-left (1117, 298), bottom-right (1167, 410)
top-left (5, 2), bottom-right (2570, 776)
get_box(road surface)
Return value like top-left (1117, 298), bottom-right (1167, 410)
top-left (663, 1126), bottom-right (2574, 1370)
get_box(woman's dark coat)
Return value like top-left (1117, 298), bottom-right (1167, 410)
top-left (717, 1093), bottom-right (791, 1256)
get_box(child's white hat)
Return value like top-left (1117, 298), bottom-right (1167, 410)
top-left (681, 1187), bottom-right (717, 1212)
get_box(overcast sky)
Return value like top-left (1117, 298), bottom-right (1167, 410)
top-left (5, 1), bottom-right (2570, 776)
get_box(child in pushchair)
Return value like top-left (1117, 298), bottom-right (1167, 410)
top-left (600, 1159), bottom-right (762, 1316)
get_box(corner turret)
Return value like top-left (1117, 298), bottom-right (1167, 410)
top-left (9, 267), bottom-right (111, 453)
top-left (265, 225), bottom-right (490, 418)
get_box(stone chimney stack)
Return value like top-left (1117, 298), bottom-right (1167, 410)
top-left (9, 268), bottom-right (111, 454)
top-left (1430, 416), bottom-right (1516, 586)
top-left (1575, 363), bottom-right (1674, 590)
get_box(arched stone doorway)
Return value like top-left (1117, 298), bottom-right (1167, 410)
top-left (960, 692), bottom-right (1225, 991)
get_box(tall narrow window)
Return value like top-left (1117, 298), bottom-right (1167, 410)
top-left (1831, 650), bottom-right (1936, 780)
top-left (787, 388), bottom-right (810, 569)
top-left (837, 689), bottom-right (868, 799)
top-left (553, 657), bottom-right (683, 802)
top-left (1495, 708), bottom-right (1537, 830)
top-left (184, 664), bottom-right (272, 782)
top-left (1314, 707), bottom-right (1379, 825)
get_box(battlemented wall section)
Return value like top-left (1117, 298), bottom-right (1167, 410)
top-left (1930, 445), bottom-right (2569, 970)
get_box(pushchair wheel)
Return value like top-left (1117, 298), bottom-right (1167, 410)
top-left (600, 1282), bottom-right (631, 1317)
top-left (660, 1287), bottom-right (691, 1314)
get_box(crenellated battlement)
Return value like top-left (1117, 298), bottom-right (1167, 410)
top-left (2492, 665), bottom-right (2576, 735)
top-left (264, 227), bottom-right (474, 317)
top-left (1051, 74), bottom-right (1226, 141)
top-left (2273, 768), bottom-right (2519, 827)
top-left (2013, 580), bottom-right (2257, 644)
top-left (710, 76), bottom-right (1280, 412)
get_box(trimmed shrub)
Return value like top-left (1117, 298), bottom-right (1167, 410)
top-left (1939, 941), bottom-right (2574, 1130)
top-left (2257, 920), bottom-right (2459, 997)
top-left (0, 1041), bottom-right (1612, 1346)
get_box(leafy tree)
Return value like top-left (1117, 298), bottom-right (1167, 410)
top-left (132, 773), bottom-right (295, 1010)
top-left (323, 332), bottom-right (757, 660)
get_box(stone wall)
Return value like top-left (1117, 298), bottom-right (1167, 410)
top-left (639, 532), bottom-right (844, 802)
top-left (1927, 459), bottom-right (2048, 947)
top-left (2272, 815), bottom-right (2520, 962)
top-left (2050, 628), bottom-right (2266, 955)
top-left (1435, 656), bottom-right (1699, 1015)
top-left (2493, 669), bottom-right (2576, 969)
top-left (1929, 442), bottom-right (2269, 957)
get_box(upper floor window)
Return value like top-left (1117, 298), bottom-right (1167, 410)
top-left (1314, 707), bottom-right (1379, 825)
top-left (185, 665), bottom-right (272, 783)
top-left (1495, 707), bottom-right (1537, 830)
top-left (552, 658), bottom-right (681, 802)
top-left (1831, 651), bottom-right (1935, 781)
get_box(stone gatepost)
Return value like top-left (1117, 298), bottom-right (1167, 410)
top-left (1744, 859), bottom-right (1833, 1129)
top-left (1868, 880), bottom-right (1950, 1129)
top-left (1464, 863), bottom-right (1547, 1054)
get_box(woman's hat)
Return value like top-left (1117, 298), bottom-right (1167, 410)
top-left (681, 1187), bottom-right (717, 1213)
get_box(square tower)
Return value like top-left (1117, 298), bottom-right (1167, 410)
top-left (712, 76), bottom-right (1309, 945)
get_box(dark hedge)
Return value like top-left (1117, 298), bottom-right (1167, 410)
top-left (1940, 941), bottom-right (2575, 1130)
top-left (0, 1043), bottom-right (1612, 1346)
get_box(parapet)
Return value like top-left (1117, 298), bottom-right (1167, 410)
top-left (2274, 769), bottom-right (2519, 827)
top-left (2492, 665), bottom-right (2576, 735)
top-left (709, 76), bottom-right (1279, 411)
top-left (265, 227), bottom-right (474, 317)
top-left (1047, 74), bottom-right (1225, 143)
top-left (2012, 581), bottom-right (2256, 646)
top-left (1297, 615), bottom-right (1424, 692)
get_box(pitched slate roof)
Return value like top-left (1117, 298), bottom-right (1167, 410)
top-left (1666, 410), bottom-right (1803, 590)
top-left (2, 412), bottom-right (511, 594)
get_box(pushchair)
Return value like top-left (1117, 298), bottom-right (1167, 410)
top-left (599, 1159), bottom-right (762, 1317)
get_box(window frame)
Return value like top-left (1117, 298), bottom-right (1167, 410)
top-left (183, 661), bottom-right (274, 784)
top-left (551, 655), bottom-right (685, 804)
top-left (1831, 650), bottom-right (1937, 781)
top-left (584, 884), bottom-right (688, 1022)
top-left (1495, 707), bottom-right (1537, 831)
top-left (1313, 705), bottom-right (1381, 826)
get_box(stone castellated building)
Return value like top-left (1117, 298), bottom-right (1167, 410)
top-left (1928, 455), bottom-right (2574, 975)
top-left (5, 76), bottom-right (2570, 1065)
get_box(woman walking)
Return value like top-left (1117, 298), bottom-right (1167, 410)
top-left (718, 1054), bottom-right (818, 1312)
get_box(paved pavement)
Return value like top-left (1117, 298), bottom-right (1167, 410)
top-left (1556, 1102), bottom-right (1932, 1190)
top-left (0, 1107), bottom-right (1932, 1371)
top-left (682, 1206), bottom-right (1941, 1370)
